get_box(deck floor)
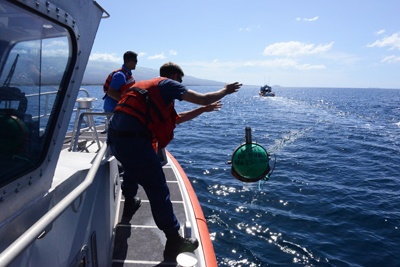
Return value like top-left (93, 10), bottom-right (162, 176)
top-left (112, 167), bottom-right (185, 267)
top-left (64, 126), bottom-right (187, 266)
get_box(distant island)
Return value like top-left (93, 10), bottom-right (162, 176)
top-left (82, 62), bottom-right (225, 86)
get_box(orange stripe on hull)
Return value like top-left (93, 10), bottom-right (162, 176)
top-left (167, 151), bottom-right (218, 267)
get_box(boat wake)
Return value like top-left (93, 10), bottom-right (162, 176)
top-left (269, 127), bottom-right (313, 154)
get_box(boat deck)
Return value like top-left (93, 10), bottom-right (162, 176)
top-left (64, 125), bottom-right (186, 266)
top-left (112, 167), bottom-right (185, 266)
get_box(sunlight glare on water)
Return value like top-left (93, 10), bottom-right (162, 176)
top-left (79, 85), bottom-right (400, 266)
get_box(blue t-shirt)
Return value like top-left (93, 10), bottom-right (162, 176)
top-left (103, 65), bottom-right (132, 112)
top-left (158, 78), bottom-right (188, 105)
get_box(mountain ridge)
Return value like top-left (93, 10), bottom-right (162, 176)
top-left (82, 62), bottom-right (225, 86)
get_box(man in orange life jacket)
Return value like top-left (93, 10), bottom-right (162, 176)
top-left (103, 51), bottom-right (137, 113)
top-left (107, 62), bottom-right (242, 260)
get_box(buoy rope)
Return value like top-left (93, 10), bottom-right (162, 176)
top-left (258, 154), bottom-right (276, 190)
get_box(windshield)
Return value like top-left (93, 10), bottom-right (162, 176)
top-left (0, 1), bottom-right (72, 186)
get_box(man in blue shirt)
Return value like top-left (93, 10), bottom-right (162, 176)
top-left (103, 51), bottom-right (138, 112)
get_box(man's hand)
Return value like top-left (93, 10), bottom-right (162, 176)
top-left (202, 100), bottom-right (223, 112)
top-left (224, 82), bottom-right (242, 94)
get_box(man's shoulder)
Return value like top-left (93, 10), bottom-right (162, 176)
top-left (115, 69), bottom-right (130, 76)
top-left (158, 78), bottom-right (185, 89)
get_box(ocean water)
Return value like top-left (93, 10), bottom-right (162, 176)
top-left (79, 85), bottom-right (400, 267)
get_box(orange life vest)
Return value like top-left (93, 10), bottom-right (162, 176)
top-left (102, 68), bottom-right (134, 99)
top-left (114, 77), bottom-right (178, 149)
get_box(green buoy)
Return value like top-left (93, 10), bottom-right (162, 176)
top-left (230, 127), bottom-right (271, 182)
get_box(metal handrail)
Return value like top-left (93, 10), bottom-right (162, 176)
top-left (72, 111), bottom-right (113, 151)
top-left (0, 143), bottom-right (109, 267)
top-left (25, 88), bottom-right (91, 120)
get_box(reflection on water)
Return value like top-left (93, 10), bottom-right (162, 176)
top-left (80, 85), bottom-right (400, 266)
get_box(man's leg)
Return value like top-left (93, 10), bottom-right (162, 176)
top-left (138, 144), bottom-right (198, 261)
top-left (108, 134), bottom-right (141, 218)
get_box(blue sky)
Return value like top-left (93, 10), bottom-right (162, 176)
top-left (92, 0), bottom-right (400, 88)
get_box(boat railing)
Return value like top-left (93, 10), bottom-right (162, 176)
top-left (0, 143), bottom-right (109, 266)
top-left (25, 88), bottom-right (110, 151)
top-left (25, 88), bottom-right (91, 121)
top-left (71, 111), bottom-right (113, 152)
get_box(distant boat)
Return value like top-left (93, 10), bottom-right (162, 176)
top-left (259, 84), bottom-right (275, 97)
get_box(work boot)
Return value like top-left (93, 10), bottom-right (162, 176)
top-left (163, 234), bottom-right (199, 261)
top-left (122, 197), bottom-right (141, 218)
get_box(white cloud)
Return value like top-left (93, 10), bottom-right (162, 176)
top-left (382, 55), bottom-right (400, 64)
top-left (296, 16), bottom-right (319, 22)
top-left (32, 39), bottom-right (70, 57)
top-left (169, 49), bottom-right (177, 56)
top-left (89, 52), bottom-right (120, 62)
top-left (305, 16), bottom-right (319, 22)
top-left (43, 40), bottom-right (68, 48)
top-left (367, 32), bottom-right (400, 50)
top-left (148, 52), bottom-right (165, 60)
top-left (42, 49), bottom-right (69, 57)
top-left (263, 41), bottom-right (334, 57)
top-left (297, 63), bottom-right (326, 70)
top-left (376, 29), bottom-right (386, 35)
